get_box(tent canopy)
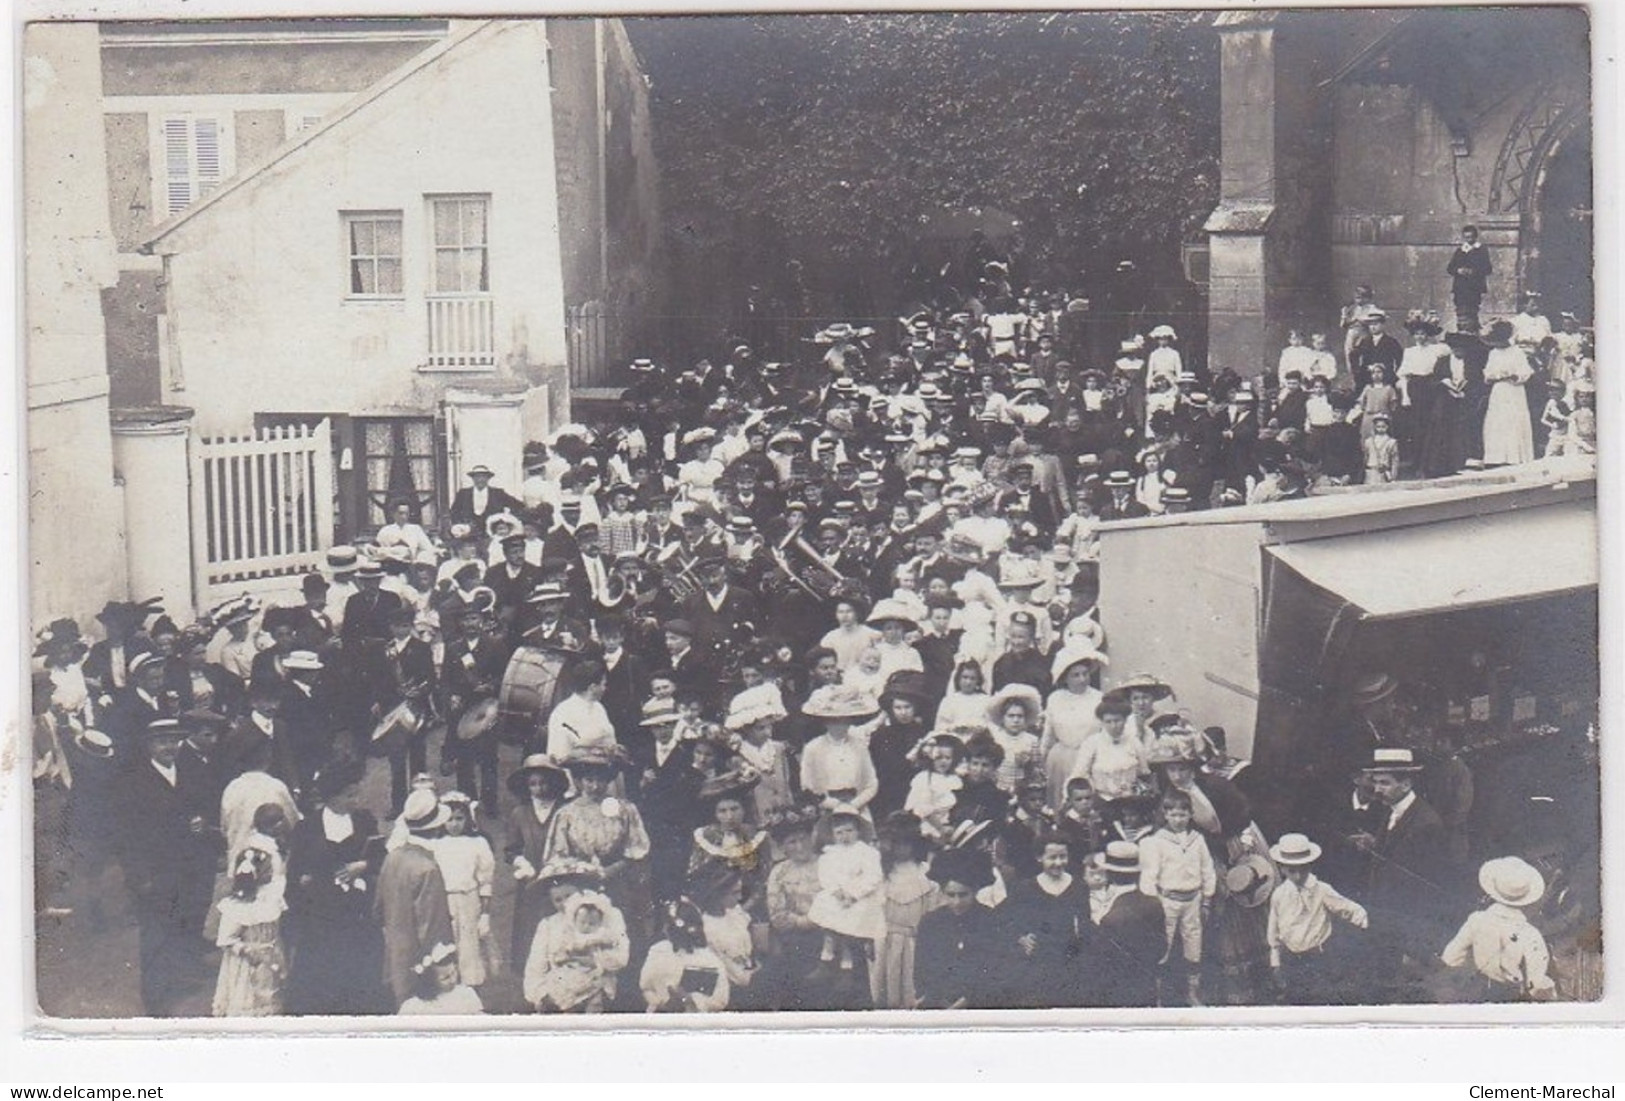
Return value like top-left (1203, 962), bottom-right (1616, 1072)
top-left (1265, 500), bottom-right (1597, 621)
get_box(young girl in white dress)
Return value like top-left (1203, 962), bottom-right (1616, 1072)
top-left (806, 808), bottom-right (886, 981)
top-left (434, 792), bottom-right (499, 988)
top-left (212, 845), bottom-right (287, 1017)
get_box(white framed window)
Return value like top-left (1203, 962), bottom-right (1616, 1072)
top-left (428, 195), bottom-right (490, 294)
top-left (155, 113), bottom-right (234, 218)
top-left (342, 211), bottom-right (404, 298)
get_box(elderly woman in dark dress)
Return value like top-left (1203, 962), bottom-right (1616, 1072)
top-left (284, 759), bottom-right (391, 1014)
top-left (504, 753), bottom-right (571, 975)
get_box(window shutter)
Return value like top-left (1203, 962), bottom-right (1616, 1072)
top-left (164, 117), bottom-right (193, 216)
top-left (193, 118), bottom-right (223, 199)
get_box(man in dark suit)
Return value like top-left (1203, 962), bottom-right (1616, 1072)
top-left (994, 462), bottom-right (1057, 535)
top-left (1091, 841), bottom-right (1169, 1008)
top-left (682, 553), bottom-right (760, 665)
top-left (484, 535), bottom-right (544, 623)
top-left (1353, 748), bottom-right (1454, 1002)
top-left (293, 572), bottom-right (338, 652)
top-left (119, 718), bottom-right (216, 1015)
top-left (224, 682), bottom-right (300, 792)
top-left (277, 650), bottom-right (335, 793)
top-left (1271, 372), bottom-right (1310, 434)
top-left (658, 618), bottom-right (722, 714)
top-left (1219, 388), bottom-right (1262, 494)
top-left (447, 464), bottom-right (523, 535)
top-left (1446, 224), bottom-right (1492, 334)
top-left (597, 614), bottom-right (649, 739)
top-left (108, 653), bottom-right (177, 762)
top-left (624, 700), bottom-right (706, 904)
top-left (341, 562), bottom-right (404, 648)
top-left (1100, 472), bottom-right (1150, 521)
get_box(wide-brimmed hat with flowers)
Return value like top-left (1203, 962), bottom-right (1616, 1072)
top-left (801, 684), bottom-right (881, 722)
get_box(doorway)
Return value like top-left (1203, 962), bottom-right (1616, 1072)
top-left (1529, 124), bottom-right (1593, 318)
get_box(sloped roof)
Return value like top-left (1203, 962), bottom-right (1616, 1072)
top-left (138, 19), bottom-right (508, 254)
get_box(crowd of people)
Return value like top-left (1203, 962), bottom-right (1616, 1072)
top-left (30, 252), bottom-right (1597, 1018)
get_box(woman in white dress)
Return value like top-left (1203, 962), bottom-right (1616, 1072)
top-left (1480, 320), bottom-right (1536, 466)
top-left (676, 431), bottom-right (725, 507)
top-left (1040, 644), bottom-right (1108, 809)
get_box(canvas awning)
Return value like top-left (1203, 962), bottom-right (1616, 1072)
top-left (1265, 499), bottom-right (1597, 621)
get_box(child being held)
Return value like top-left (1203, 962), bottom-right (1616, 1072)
top-left (903, 733), bottom-right (965, 841)
top-left (805, 807), bottom-right (886, 982)
top-left (525, 887), bottom-right (631, 1013)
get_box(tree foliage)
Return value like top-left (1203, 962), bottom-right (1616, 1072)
top-left (625, 12), bottom-right (1220, 348)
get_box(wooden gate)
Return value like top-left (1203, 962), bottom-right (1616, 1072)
top-left (567, 299), bottom-right (609, 387)
top-left (190, 420), bottom-right (336, 607)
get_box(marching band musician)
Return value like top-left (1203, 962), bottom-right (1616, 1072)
top-left (439, 607), bottom-right (511, 809)
top-left (375, 604), bottom-right (437, 815)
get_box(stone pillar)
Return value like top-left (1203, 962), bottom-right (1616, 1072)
top-left (1206, 12), bottom-right (1328, 378)
top-left (111, 407), bottom-right (196, 617)
top-left (445, 387), bottom-right (528, 503)
top-left (23, 23), bottom-right (127, 626)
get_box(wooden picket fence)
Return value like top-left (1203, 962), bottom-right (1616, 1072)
top-left (189, 419), bottom-right (336, 607)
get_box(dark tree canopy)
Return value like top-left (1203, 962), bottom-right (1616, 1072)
top-left (624, 12), bottom-right (1220, 361)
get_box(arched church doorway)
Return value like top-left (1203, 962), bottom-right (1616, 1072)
top-left (1528, 123), bottom-right (1592, 319)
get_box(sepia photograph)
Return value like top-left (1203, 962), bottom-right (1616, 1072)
top-left (17, 2), bottom-right (1603, 1029)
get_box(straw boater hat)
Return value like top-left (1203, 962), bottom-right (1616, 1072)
top-left (283, 650), bottom-right (324, 673)
top-left (1101, 840), bottom-right (1142, 875)
top-left (986, 683), bottom-right (1044, 729)
top-left (1360, 747), bottom-right (1425, 774)
top-left (401, 788), bottom-right (451, 835)
top-left (1269, 833), bottom-right (1323, 866)
top-left (1225, 853), bottom-right (1279, 909)
top-left (640, 698), bottom-right (682, 728)
top-left (1051, 642), bottom-right (1110, 685)
top-left (801, 684), bottom-right (882, 722)
top-left (75, 728), bottom-right (116, 760)
top-left (1478, 856), bottom-right (1546, 908)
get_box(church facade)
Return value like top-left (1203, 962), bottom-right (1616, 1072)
top-left (1205, 7), bottom-right (1591, 373)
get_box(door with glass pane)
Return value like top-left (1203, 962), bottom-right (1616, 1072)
top-left (426, 195), bottom-right (494, 367)
top-left (358, 417), bottom-right (441, 533)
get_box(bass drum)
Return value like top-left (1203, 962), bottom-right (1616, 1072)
top-left (497, 646), bottom-right (571, 747)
